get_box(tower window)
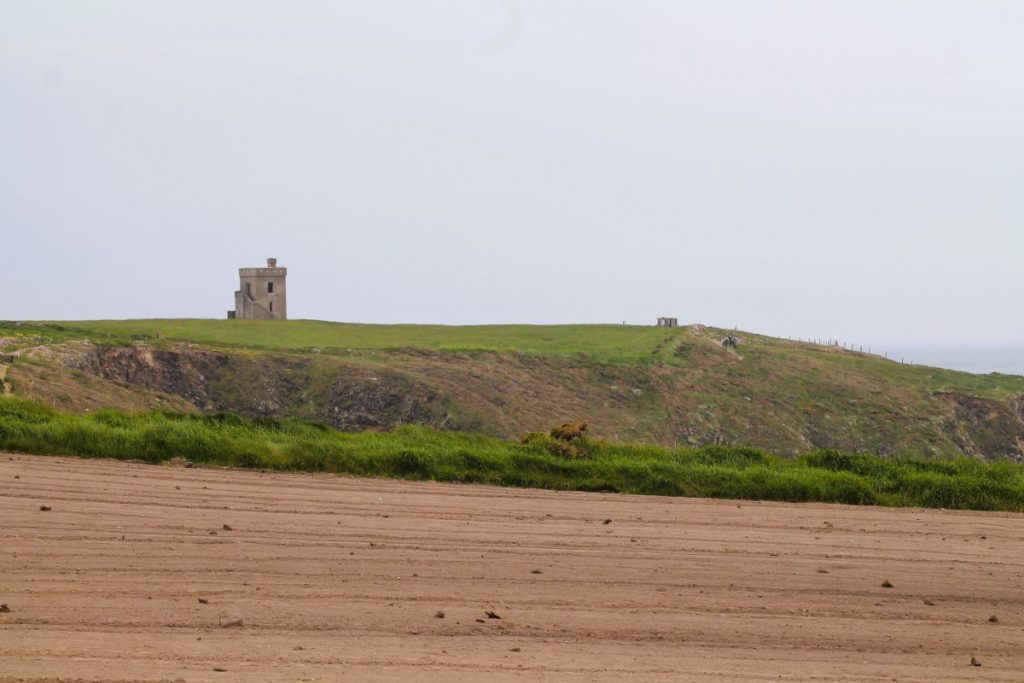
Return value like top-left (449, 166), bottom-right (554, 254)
top-left (268, 282), bottom-right (274, 294)
top-left (269, 301), bottom-right (274, 312)
top-left (246, 283), bottom-right (251, 297)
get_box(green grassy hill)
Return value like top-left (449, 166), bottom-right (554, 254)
top-left (2, 319), bottom-right (1023, 460)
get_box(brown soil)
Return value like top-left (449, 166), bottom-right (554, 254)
top-left (1, 453), bottom-right (1022, 682)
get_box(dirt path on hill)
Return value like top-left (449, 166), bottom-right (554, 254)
top-left (1, 453), bottom-right (1022, 682)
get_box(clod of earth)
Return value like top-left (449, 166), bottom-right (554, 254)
top-left (222, 524), bottom-right (232, 531)
top-left (198, 598), bottom-right (209, 604)
top-left (530, 569), bottom-right (543, 574)
top-left (475, 618), bottom-right (485, 623)
top-left (971, 656), bottom-right (982, 667)
top-left (509, 647), bottom-right (522, 652)
top-left (881, 580), bottom-right (894, 588)
top-left (434, 611), bottom-right (445, 619)
top-left (988, 614), bottom-right (998, 623)
top-left (0, 604), bottom-right (10, 613)
top-left (485, 611), bottom-right (502, 620)
top-left (923, 599), bottom-right (935, 606)
top-left (603, 519), bottom-right (612, 525)
top-left (213, 667), bottom-right (227, 672)
top-left (220, 618), bottom-right (243, 628)
top-left (39, 505), bottom-right (51, 512)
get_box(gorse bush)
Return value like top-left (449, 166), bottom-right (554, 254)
top-left (520, 420), bottom-right (592, 459)
top-left (1, 397), bottom-right (1023, 511)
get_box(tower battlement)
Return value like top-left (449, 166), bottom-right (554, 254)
top-left (238, 267), bottom-right (287, 277)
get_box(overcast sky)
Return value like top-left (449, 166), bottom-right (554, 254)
top-left (2, 1), bottom-right (1022, 346)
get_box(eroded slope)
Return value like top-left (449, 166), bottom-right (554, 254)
top-left (4, 320), bottom-right (1024, 458)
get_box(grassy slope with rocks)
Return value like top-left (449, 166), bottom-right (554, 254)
top-left (2, 319), bottom-right (1024, 460)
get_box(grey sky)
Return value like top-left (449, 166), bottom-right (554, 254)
top-left (2, 1), bottom-right (1022, 345)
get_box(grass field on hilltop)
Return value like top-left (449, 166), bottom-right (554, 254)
top-left (2, 398), bottom-right (1023, 512)
top-left (3, 319), bottom-right (685, 363)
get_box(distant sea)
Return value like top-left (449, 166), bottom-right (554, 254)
top-left (878, 346), bottom-right (1024, 377)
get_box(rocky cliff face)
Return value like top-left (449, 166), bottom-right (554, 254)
top-left (81, 345), bottom-right (226, 409)
top-left (935, 391), bottom-right (1024, 460)
top-left (49, 343), bottom-right (453, 432)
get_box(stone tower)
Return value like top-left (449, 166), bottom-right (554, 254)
top-left (228, 258), bottom-right (287, 320)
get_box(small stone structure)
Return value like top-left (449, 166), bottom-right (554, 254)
top-left (656, 317), bottom-right (678, 328)
top-left (228, 258), bottom-right (287, 320)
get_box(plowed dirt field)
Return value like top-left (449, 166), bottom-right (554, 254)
top-left (1, 453), bottom-right (1022, 682)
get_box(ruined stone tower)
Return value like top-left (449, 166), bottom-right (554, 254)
top-left (228, 258), bottom-right (287, 320)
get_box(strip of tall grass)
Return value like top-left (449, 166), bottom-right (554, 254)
top-left (2, 398), bottom-right (1022, 511)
